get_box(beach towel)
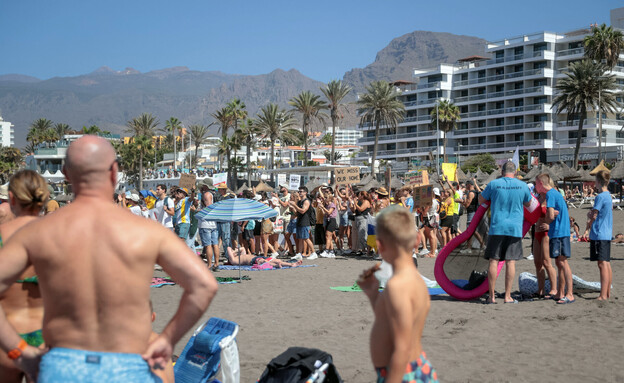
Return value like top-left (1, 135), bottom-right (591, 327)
top-left (330, 276), bottom-right (447, 296)
top-left (518, 272), bottom-right (605, 295)
top-left (218, 264), bottom-right (317, 271)
top-left (151, 277), bottom-right (175, 287)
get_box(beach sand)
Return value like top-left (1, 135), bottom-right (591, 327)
top-left (151, 207), bottom-right (623, 382)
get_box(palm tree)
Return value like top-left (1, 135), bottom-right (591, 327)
top-left (54, 123), bottom-right (71, 141)
top-left (356, 81), bottom-right (405, 177)
top-left (289, 91), bottom-right (327, 166)
top-left (164, 117), bottom-right (182, 171)
top-left (430, 99), bottom-right (461, 163)
top-left (552, 60), bottom-right (619, 168)
top-left (234, 119), bottom-right (261, 184)
top-left (212, 107), bottom-right (235, 184)
top-left (255, 104), bottom-right (298, 182)
top-left (226, 98), bottom-right (247, 186)
top-left (27, 118), bottom-right (53, 149)
top-left (216, 135), bottom-right (233, 173)
top-left (584, 24), bottom-right (624, 69)
top-left (188, 123), bottom-right (214, 168)
top-left (320, 80), bottom-right (352, 171)
top-left (127, 113), bottom-right (159, 190)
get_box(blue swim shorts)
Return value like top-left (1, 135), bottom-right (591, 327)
top-left (199, 228), bottom-right (219, 246)
top-left (38, 347), bottom-right (162, 383)
top-left (296, 225), bottom-right (310, 239)
top-left (550, 236), bottom-right (571, 259)
top-left (286, 218), bottom-right (297, 234)
top-left (175, 223), bottom-right (190, 239)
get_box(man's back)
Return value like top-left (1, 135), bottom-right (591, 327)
top-left (547, 188), bottom-right (570, 238)
top-left (22, 198), bottom-right (172, 353)
top-left (481, 177), bottom-right (530, 237)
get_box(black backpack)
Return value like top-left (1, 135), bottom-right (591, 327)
top-left (258, 347), bottom-right (342, 383)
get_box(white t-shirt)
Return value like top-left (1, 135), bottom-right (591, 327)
top-left (199, 192), bottom-right (217, 229)
top-left (129, 205), bottom-right (144, 217)
top-left (154, 197), bottom-right (175, 228)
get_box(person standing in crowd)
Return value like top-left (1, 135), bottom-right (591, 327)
top-left (535, 173), bottom-right (574, 304)
top-left (532, 181), bottom-right (558, 299)
top-left (199, 183), bottom-right (220, 271)
top-left (290, 186), bottom-right (316, 260)
top-left (351, 190), bottom-right (372, 255)
top-left (419, 187), bottom-right (440, 258)
top-left (0, 136), bottom-right (218, 382)
top-left (127, 193), bottom-right (146, 217)
top-left (438, 187), bottom-right (455, 247)
top-left (279, 189), bottom-right (298, 257)
top-left (463, 180), bottom-right (479, 230)
top-left (583, 170), bottom-right (613, 301)
top-left (214, 184), bottom-right (232, 254)
top-left (337, 187), bottom-right (352, 254)
top-left (317, 188), bottom-right (338, 258)
top-left (479, 161), bottom-right (532, 304)
top-left (313, 190), bottom-right (326, 255)
top-left (173, 187), bottom-right (197, 242)
top-left (154, 184), bottom-right (174, 231)
top-left (0, 170), bottom-right (49, 383)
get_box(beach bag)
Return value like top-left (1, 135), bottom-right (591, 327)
top-left (366, 214), bottom-right (376, 236)
top-left (273, 217), bottom-right (284, 234)
top-left (258, 347), bottom-right (342, 383)
top-left (308, 204), bottom-right (317, 226)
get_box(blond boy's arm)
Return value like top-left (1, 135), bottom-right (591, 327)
top-left (383, 279), bottom-right (415, 383)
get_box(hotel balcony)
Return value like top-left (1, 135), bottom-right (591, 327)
top-left (453, 68), bottom-right (551, 89)
top-left (357, 130), bottom-right (440, 145)
top-left (452, 121), bottom-right (552, 137)
top-left (458, 139), bottom-right (553, 154)
top-left (454, 86), bottom-right (552, 104)
top-left (460, 103), bottom-right (551, 121)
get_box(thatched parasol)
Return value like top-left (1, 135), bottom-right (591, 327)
top-left (574, 169), bottom-right (595, 182)
top-left (589, 160), bottom-right (610, 176)
top-left (609, 161), bottom-right (624, 179)
top-left (357, 174), bottom-right (373, 186)
top-left (389, 177), bottom-right (404, 190)
top-left (456, 167), bottom-right (468, 182)
top-left (523, 164), bottom-right (561, 183)
top-left (483, 170), bottom-right (500, 185)
top-left (236, 183), bottom-right (250, 194)
top-left (304, 180), bottom-right (321, 191)
top-left (523, 166), bottom-right (540, 182)
top-left (475, 169), bottom-right (487, 183)
top-left (255, 181), bottom-right (274, 193)
top-left (361, 179), bottom-right (381, 191)
top-left (550, 162), bottom-right (579, 180)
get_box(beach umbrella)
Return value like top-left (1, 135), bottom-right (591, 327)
top-left (456, 167), bottom-right (468, 182)
top-left (255, 181), bottom-right (274, 193)
top-left (610, 161), bottom-right (624, 179)
top-left (589, 160), bottom-right (610, 176)
top-left (362, 178), bottom-right (381, 191)
top-left (236, 183), bottom-right (250, 194)
top-left (389, 177), bottom-right (403, 190)
top-left (357, 174), bottom-right (373, 186)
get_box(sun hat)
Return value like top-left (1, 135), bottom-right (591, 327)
top-left (178, 187), bottom-right (189, 195)
top-left (217, 184), bottom-right (228, 189)
top-left (129, 193), bottom-right (140, 202)
top-left (376, 187), bottom-right (389, 196)
top-left (433, 187), bottom-right (441, 197)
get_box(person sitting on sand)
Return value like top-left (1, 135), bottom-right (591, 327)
top-left (612, 233), bottom-right (624, 243)
top-left (357, 205), bottom-right (438, 383)
top-left (225, 247), bottom-right (302, 268)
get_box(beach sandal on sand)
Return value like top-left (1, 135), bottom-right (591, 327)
top-left (556, 297), bottom-right (575, 304)
top-left (504, 299), bottom-right (518, 304)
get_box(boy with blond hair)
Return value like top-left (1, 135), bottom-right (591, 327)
top-left (583, 170), bottom-right (613, 300)
top-left (357, 205), bottom-right (438, 383)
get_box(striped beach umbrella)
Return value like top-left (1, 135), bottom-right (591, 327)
top-left (195, 198), bottom-right (278, 222)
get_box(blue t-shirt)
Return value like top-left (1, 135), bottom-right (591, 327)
top-left (546, 189), bottom-right (570, 239)
top-left (590, 191), bottom-right (613, 241)
top-left (405, 197), bottom-right (414, 213)
top-left (480, 177), bottom-right (531, 238)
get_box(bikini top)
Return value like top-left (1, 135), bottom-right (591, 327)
top-left (0, 232), bottom-right (39, 285)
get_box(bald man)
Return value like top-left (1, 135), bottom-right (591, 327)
top-left (0, 136), bottom-right (218, 382)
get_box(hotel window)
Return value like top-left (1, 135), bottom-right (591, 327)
top-left (513, 64), bottom-right (523, 73)
top-left (514, 99), bottom-right (524, 107)
top-left (387, 143), bottom-right (396, 150)
top-left (478, 104), bottom-right (486, 111)
top-left (514, 82), bottom-right (523, 89)
top-left (478, 120), bottom-right (486, 128)
top-left (514, 133), bottom-right (524, 142)
top-left (495, 50), bottom-right (504, 58)
top-left (407, 126), bottom-right (417, 133)
top-left (534, 132), bottom-right (547, 140)
top-left (496, 118), bottom-right (504, 126)
top-left (515, 116), bottom-right (524, 124)
top-left (534, 61), bottom-right (547, 70)
top-left (514, 47), bottom-right (524, 55)
top-left (495, 101), bottom-right (504, 110)
top-left (534, 115), bottom-right (547, 122)
top-left (478, 137), bottom-right (485, 144)
top-left (534, 96), bottom-right (547, 105)
top-left (534, 42), bottom-right (547, 52)
top-left (495, 68), bottom-right (504, 75)
top-left (407, 141), bottom-right (417, 149)
top-left (496, 135), bottom-right (505, 143)
top-left (477, 87), bottom-right (486, 94)
top-left (477, 70), bottom-right (486, 78)
top-left (428, 140), bottom-right (437, 147)
top-left (495, 85), bottom-right (504, 92)
top-left (569, 130), bottom-right (587, 139)
top-left (534, 79), bottom-right (547, 87)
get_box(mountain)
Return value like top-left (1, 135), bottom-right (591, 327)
top-left (343, 31), bottom-right (486, 92)
top-left (0, 31), bottom-right (487, 147)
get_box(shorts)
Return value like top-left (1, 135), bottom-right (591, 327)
top-left (549, 237), bottom-right (571, 259)
top-left (315, 223), bottom-right (326, 244)
top-left (440, 215), bottom-right (453, 228)
top-left (376, 351), bottom-right (438, 383)
top-left (218, 222), bottom-right (231, 247)
top-left (466, 211), bottom-right (476, 228)
top-left (38, 347), bottom-right (162, 383)
top-left (243, 229), bottom-right (254, 241)
top-left (484, 235), bottom-right (523, 261)
top-left (175, 223), bottom-right (190, 239)
top-left (325, 218), bottom-right (338, 232)
top-left (253, 221), bottom-right (262, 236)
top-left (590, 240), bottom-right (611, 262)
top-left (452, 215), bottom-right (459, 233)
top-left (286, 219), bottom-right (297, 234)
top-left (296, 225), bottom-right (310, 239)
top-left (199, 228), bottom-right (219, 246)
top-left (535, 231), bottom-right (547, 244)
top-left (339, 212), bottom-right (349, 227)
top-left (251, 256), bottom-right (264, 265)
top-left (261, 219), bottom-right (274, 235)
top-left (20, 329), bottom-right (44, 347)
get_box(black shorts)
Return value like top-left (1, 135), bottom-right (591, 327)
top-left (243, 229), bottom-right (254, 241)
top-left (314, 223), bottom-right (325, 244)
top-left (325, 218), bottom-right (338, 232)
top-left (440, 215), bottom-right (453, 228)
top-left (484, 235), bottom-right (523, 261)
top-left (253, 221), bottom-right (261, 236)
top-left (590, 240), bottom-right (611, 262)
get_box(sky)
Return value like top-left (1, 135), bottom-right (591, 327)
top-left (0, 0), bottom-right (622, 82)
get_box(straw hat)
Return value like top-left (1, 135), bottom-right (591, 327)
top-left (217, 184), bottom-right (228, 189)
top-left (376, 187), bottom-right (389, 196)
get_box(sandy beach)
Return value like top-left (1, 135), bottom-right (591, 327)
top-left (151, 207), bottom-right (624, 382)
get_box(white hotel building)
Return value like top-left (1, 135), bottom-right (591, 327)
top-left (0, 116), bottom-right (15, 147)
top-left (357, 27), bottom-right (624, 170)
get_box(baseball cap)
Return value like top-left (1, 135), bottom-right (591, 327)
top-left (178, 187), bottom-right (189, 195)
top-left (129, 193), bottom-right (140, 202)
top-left (433, 187), bottom-right (441, 197)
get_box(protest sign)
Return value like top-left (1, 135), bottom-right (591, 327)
top-left (412, 184), bottom-right (433, 208)
top-left (212, 172), bottom-right (227, 187)
top-left (179, 173), bottom-right (197, 190)
top-left (404, 170), bottom-right (429, 187)
top-left (441, 163), bottom-right (457, 182)
top-left (277, 174), bottom-right (287, 188)
top-left (334, 167), bottom-right (360, 186)
top-left (289, 174), bottom-right (301, 190)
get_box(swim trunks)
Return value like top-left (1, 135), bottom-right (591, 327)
top-left (251, 256), bottom-right (263, 265)
top-left (16, 275), bottom-right (39, 284)
top-left (38, 347), bottom-right (162, 383)
top-left (376, 351), bottom-right (438, 383)
top-left (19, 329), bottom-right (44, 347)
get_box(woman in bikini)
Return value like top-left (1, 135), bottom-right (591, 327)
top-left (0, 170), bottom-right (49, 382)
top-left (225, 246), bottom-right (302, 268)
top-left (533, 188), bottom-right (558, 299)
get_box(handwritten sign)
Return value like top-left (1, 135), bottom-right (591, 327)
top-left (412, 184), bottom-right (433, 208)
top-left (334, 167), bottom-right (360, 186)
top-left (289, 174), bottom-right (301, 190)
top-left (277, 174), bottom-right (287, 188)
top-left (404, 170), bottom-right (429, 187)
top-left (179, 174), bottom-right (197, 190)
top-left (212, 172), bottom-right (227, 187)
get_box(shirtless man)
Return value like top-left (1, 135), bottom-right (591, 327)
top-left (357, 205), bottom-right (437, 383)
top-left (225, 246), bottom-right (302, 268)
top-left (0, 135), bottom-right (218, 382)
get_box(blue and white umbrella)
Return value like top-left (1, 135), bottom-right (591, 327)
top-left (195, 198), bottom-right (277, 222)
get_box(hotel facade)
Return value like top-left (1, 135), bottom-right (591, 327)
top-left (357, 27), bottom-right (624, 171)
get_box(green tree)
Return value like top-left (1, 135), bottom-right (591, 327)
top-left (461, 153), bottom-right (497, 174)
top-left (81, 125), bottom-right (103, 135)
top-left (322, 150), bottom-right (343, 163)
top-left (126, 113), bottom-right (159, 190)
top-left (356, 81), bottom-right (405, 177)
top-left (281, 129), bottom-right (304, 146)
top-left (27, 118), bottom-right (53, 148)
top-left (234, 119), bottom-right (261, 184)
top-left (188, 123), bottom-right (214, 168)
top-left (0, 147), bottom-right (23, 183)
top-left (584, 24), bottom-right (624, 69)
top-left (430, 99), bottom-right (461, 163)
top-left (216, 135), bottom-right (233, 173)
top-left (163, 117), bottom-right (182, 171)
top-left (319, 133), bottom-right (333, 145)
top-left (255, 104), bottom-right (298, 182)
top-left (226, 98), bottom-right (247, 187)
top-left (321, 80), bottom-right (352, 172)
top-left (212, 107), bottom-right (235, 183)
top-left (552, 60), bottom-right (619, 168)
top-left (289, 91), bottom-right (327, 166)
top-left (53, 123), bottom-right (72, 140)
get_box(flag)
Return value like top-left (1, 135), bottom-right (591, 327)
top-left (511, 146), bottom-right (520, 170)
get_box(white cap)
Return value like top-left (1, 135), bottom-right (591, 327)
top-left (433, 187), bottom-right (441, 197)
top-left (253, 194), bottom-right (262, 201)
top-left (129, 193), bottom-right (140, 202)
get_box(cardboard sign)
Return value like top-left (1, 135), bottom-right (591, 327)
top-left (212, 172), bottom-right (227, 186)
top-left (412, 184), bottom-right (433, 208)
top-left (334, 167), bottom-right (360, 186)
top-left (441, 163), bottom-right (457, 182)
top-left (277, 174), bottom-right (287, 188)
top-left (179, 174), bottom-right (197, 190)
top-left (404, 170), bottom-right (429, 187)
top-left (289, 174), bottom-right (301, 190)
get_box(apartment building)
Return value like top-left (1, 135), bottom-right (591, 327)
top-left (357, 27), bottom-right (624, 169)
top-left (0, 116), bottom-right (15, 147)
